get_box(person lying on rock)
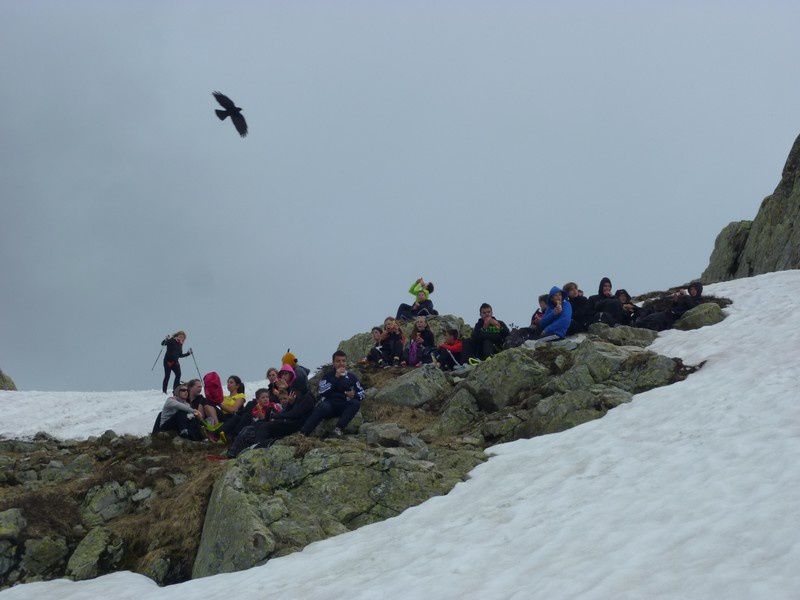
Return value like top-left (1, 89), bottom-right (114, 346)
top-left (153, 384), bottom-right (203, 440)
top-left (434, 328), bottom-right (464, 371)
top-left (226, 378), bottom-right (315, 458)
top-left (396, 277), bottom-right (437, 321)
top-left (633, 281), bottom-right (704, 331)
top-left (300, 350), bottom-right (365, 438)
top-left (534, 286), bottom-right (573, 340)
top-left (470, 303), bottom-right (510, 360)
top-left (405, 316), bottom-right (436, 366)
top-left (563, 283), bottom-right (593, 334)
top-left (381, 317), bottom-right (406, 366)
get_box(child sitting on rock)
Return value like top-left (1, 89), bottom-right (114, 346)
top-left (435, 328), bottom-right (464, 371)
top-left (362, 326), bottom-right (385, 366)
top-left (406, 316), bottom-right (436, 366)
top-left (381, 317), bottom-right (406, 365)
top-left (301, 350), bottom-right (365, 438)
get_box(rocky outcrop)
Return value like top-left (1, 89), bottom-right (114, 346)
top-left (372, 364), bottom-right (451, 407)
top-left (0, 369), bottom-right (15, 391)
top-left (703, 133), bottom-right (800, 282)
top-left (66, 528), bottom-right (124, 580)
top-left (675, 303), bottom-right (726, 331)
top-left (192, 438), bottom-right (483, 578)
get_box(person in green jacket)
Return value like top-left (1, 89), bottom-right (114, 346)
top-left (396, 277), bottom-right (437, 321)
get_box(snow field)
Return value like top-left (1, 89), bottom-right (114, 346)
top-left (2, 272), bottom-right (799, 599)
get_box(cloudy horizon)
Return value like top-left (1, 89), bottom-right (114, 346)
top-left (2, 1), bottom-right (799, 391)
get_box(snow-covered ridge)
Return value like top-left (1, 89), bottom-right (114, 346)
top-left (3, 272), bottom-right (799, 599)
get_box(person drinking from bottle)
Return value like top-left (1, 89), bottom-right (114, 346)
top-left (161, 330), bottom-right (192, 394)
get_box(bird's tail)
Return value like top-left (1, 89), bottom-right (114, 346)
top-left (215, 109), bottom-right (228, 121)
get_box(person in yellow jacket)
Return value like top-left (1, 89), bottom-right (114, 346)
top-left (396, 277), bottom-right (437, 321)
top-left (219, 375), bottom-right (246, 420)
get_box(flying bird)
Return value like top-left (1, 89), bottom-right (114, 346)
top-left (212, 91), bottom-right (248, 138)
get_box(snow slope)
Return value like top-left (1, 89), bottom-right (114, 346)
top-left (3, 272), bottom-right (799, 599)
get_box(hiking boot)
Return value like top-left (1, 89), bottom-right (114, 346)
top-left (333, 427), bottom-right (343, 438)
top-left (393, 357), bottom-right (400, 367)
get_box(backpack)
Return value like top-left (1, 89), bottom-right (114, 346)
top-left (503, 327), bottom-right (538, 350)
top-left (407, 340), bottom-right (419, 365)
top-left (203, 371), bottom-right (224, 406)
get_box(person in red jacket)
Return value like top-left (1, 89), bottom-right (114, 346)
top-left (435, 328), bottom-right (464, 371)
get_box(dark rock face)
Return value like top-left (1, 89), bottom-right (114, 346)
top-left (0, 369), bottom-right (15, 392)
top-left (704, 133), bottom-right (800, 282)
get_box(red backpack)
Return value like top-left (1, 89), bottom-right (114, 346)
top-left (203, 372), bottom-right (223, 406)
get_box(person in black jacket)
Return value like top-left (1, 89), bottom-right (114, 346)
top-left (633, 281), bottom-right (704, 331)
top-left (226, 380), bottom-right (314, 458)
top-left (588, 277), bottom-right (614, 308)
top-left (614, 289), bottom-right (641, 325)
top-left (470, 303), bottom-right (510, 360)
top-left (301, 350), bottom-right (365, 437)
top-left (160, 331), bottom-right (192, 394)
top-left (563, 283), bottom-right (594, 333)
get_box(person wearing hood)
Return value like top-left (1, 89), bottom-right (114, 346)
top-left (670, 281), bottom-right (703, 319)
top-left (588, 278), bottom-right (614, 308)
top-left (563, 283), bottom-right (593, 333)
top-left (470, 303), bottom-right (510, 360)
top-left (537, 286), bottom-right (573, 339)
top-left (614, 289), bottom-right (641, 325)
top-left (301, 350), bottom-right (365, 437)
top-left (281, 351), bottom-right (310, 394)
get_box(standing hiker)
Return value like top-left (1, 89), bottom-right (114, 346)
top-left (161, 331), bottom-right (192, 394)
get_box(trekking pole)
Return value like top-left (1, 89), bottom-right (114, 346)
top-left (150, 347), bottom-right (163, 371)
top-left (191, 350), bottom-right (202, 379)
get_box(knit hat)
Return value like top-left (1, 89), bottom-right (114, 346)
top-left (281, 351), bottom-right (298, 366)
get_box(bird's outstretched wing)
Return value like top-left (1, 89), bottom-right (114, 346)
top-left (231, 113), bottom-right (248, 137)
top-left (212, 91), bottom-right (236, 110)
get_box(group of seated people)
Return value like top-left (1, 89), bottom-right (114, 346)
top-left (154, 276), bottom-right (705, 454)
top-left (365, 276), bottom-right (705, 370)
top-left (154, 350), bottom-right (365, 458)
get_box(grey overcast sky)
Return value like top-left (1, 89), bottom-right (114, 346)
top-left (2, 1), bottom-right (799, 391)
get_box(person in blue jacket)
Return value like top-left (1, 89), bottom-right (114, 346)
top-left (537, 286), bottom-right (573, 339)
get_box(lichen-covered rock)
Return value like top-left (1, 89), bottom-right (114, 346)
top-left (361, 422), bottom-right (406, 446)
top-left (192, 439), bottom-right (483, 578)
top-left (429, 388), bottom-right (480, 436)
top-left (609, 353), bottom-right (679, 393)
top-left (675, 303), bottom-right (726, 330)
top-left (462, 347), bottom-right (549, 411)
top-left (372, 364), bottom-right (451, 408)
top-left (0, 509), bottom-right (26, 542)
top-left (66, 527), bottom-right (124, 581)
top-left (590, 324), bottom-right (658, 347)
top-left (21, 536), bottom-right (68, 578)
top-left (0, 540), bottom-right (17, 578)
top-left (81, 481), bottom-right (136, 526)
top-left (703, 133), bottom-right (800, 282)
top-left (0, 368), bottom-right (15, 391)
